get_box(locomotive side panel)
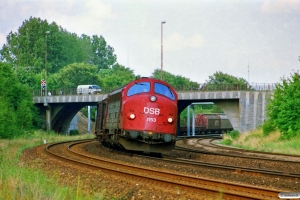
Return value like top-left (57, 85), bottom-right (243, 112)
top-left (208, 115), bottom-right (221, 129)
top-left (197, 114), bottom-right (208, 129)
top-left (221, 119), bottom-right (233, 132)
top-left (217, 114), bottom-right (233, 132)
top-left (194, 114), bottom-right (220, 133)
top-left (105, 91), bottom-right (122, 132)
top-left (95, 100), bottom-right (107, 137)
top-left (180, 113), bottom-right (233, 135)
top-left (194, 114), bottom-right (202, 127)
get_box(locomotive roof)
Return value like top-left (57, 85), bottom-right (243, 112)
top-left (216, 114), bottom-right (229, 120)
top-left (108, 77), bottom-right (174, 96)
top-left (204, 115), bottom-right (220, 119)
top-left (197, 113), bottom-right (221, 120)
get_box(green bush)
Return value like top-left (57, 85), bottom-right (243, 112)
top-left (69, 130), bottom-right (79, 136)
top-left (279, 126), bottom-right (296, 140)
top-left (262, 120), bottom-right (276, 136)
top-left (228, 130), bottom-right (240, 140)
top-left (0, 63), bottom-right (40, 139)
top-left (222, 139), bottom-right (232, 145)
top-left (267, 73), bottom-right (300, 139)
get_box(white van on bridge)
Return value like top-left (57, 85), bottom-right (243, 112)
top-left (77, 85), bottom-right (101, 95)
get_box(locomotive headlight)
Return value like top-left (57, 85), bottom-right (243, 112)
top-left (128, 113), bottom-right (135, 120)
top-left (167, 117), bottom-right (173, 123)
top-left (150, 95), bottom-right (156, 102)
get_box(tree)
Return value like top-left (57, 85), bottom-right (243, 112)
top-left (205, 71), bottom-right (248, 90)
top-left (267, 72), bottom-right (300, 139)
top-left (151, 69), bottom-right (199, 90)
top-left (55, 31), bottom-right (92, 71)
top-left (99, 64), bottom-right (136, 90)
top-left (0, 17), bottom-right (58, 74)
top-left (91, 35), bottom-right (117, 70)
top-left (15, 66), bottom-right (41, 89)
top-left (52, 63), bottom-right (102, 89)
top-left (0, 63), bottom-right (39, 138)
top-left (0, 17), bottom-right (119, 90)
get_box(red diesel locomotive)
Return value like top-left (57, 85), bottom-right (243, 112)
top-left (94, 77), bottom-right (178, 154)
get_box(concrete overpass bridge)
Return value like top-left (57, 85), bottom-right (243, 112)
top-left (33, 90), bottom-right (274, 134)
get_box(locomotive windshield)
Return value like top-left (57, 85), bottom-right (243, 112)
top-left (154, 83), bottom-right (175, 100)
top-left (127, 82), bottom-right (150, 96)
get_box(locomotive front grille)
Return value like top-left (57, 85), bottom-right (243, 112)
top-left (124, 131), bottom-right (175, 144)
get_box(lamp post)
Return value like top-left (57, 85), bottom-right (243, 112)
top-left (161, 21), bottom-right (166, 80)
top-left (44, 31), bottom-right (50, 132)
top-left (44, 31), bottom-right (50, 103)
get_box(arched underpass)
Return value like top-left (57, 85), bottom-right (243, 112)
top-left (36, 102), bottom-right (97, 133)
top-left (52, 103), bottom-right (95, 133)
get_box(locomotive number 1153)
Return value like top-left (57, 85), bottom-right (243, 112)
top-left (146, 117), bottom-right (156, 122)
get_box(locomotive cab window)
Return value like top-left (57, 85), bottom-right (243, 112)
top-left (127, 82), bottom-right (150, 96)
top-left (154, 83), bottom-right (175, 100)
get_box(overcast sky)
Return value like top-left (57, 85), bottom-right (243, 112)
top-left (1, 0), bottom-right (299, 84)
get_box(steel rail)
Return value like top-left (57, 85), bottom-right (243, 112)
top-left (175, 143), bottom-right (300, 164)
top-left (209, 138), bottom-right (300, 158)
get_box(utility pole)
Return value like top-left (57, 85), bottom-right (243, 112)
top-left (247, 62), bottom-right (250, 90)
top-left (161, 21), bottom-right (166, 80)
top-left (44, 31), bottom-right (50, 132)
top-left (44, 31), bottom-right (50, 102)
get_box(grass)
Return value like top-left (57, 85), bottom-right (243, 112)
top-left (220, 128), bottom-right (300, 155)
top-left (0, 130), bottom-right (106, 200)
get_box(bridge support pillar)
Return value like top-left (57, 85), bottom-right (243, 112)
top-left (214, 100), bottom-right (240, 131)
top-left (214, 91), bottom-right (272, 133)
top-left (45, 106), bottom-right (51, 132)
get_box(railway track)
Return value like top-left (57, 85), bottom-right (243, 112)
top-left (207, 138), bottom-right (300, 160)
top-left (175, 138), bottom-right (300, 174)
top-left (177, 137), bottom-right (300, 161)
top-left (172, 146), bottom-right (300, 178)
top-left (44, 139), bottom-right (284, 199)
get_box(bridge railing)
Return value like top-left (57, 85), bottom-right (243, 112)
top-left (33, 83), bottom-right (276, 96)
top-left (32, 87), bottom-right (119, 96)
top-left (174, 83), bottom-right (276, 92)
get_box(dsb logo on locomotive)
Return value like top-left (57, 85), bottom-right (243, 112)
top-left (143, 107), bottom-right (160, 115)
